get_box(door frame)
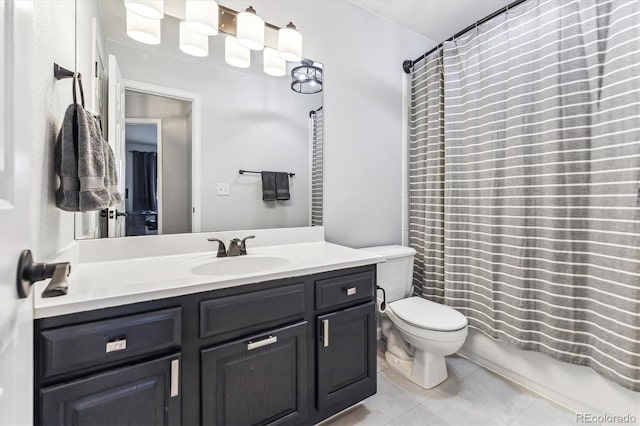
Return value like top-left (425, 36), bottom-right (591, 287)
top-left (125, 118), bottom-right (163, 235)
top-left (123, 79), bottom-right (202, 233)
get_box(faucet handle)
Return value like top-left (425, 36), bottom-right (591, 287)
top-left (207, 238), bottom-right (227, 257)
top-left (239, 235), bottom-right (255, 255)
top-left (227, 238), bottom-right (242, 257)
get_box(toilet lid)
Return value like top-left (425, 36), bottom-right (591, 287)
top-left (388, 297), bottom-right (467, 331)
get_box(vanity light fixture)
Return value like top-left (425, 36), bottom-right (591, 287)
top-left (278, 22), bottom-right (302, 62)
top-left (291, 59), bottom-right (322, 94)
top-left (126, 9), bottom-right (162, 45)
top-left (179, 22), bottom-right (209, 57)
top-left (185, 0), bottom-right (219, 36)
top-left (225, 35), bottom-right (251, 68)
top-left (122, 1), bottom-right (305, 73)
top-left (237, 6), bottom-right (265, 51)
top-left (123, 0), bottom-right (164, 20)
top-left (263, 47), bottom-right (286, 77)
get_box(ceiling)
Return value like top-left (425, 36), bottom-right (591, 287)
top-left (352, 0), bottom-right (513, 45)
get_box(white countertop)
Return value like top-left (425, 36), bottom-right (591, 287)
top-left (34, 241), bottom-right (385, 319)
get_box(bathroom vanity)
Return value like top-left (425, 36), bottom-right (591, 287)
top-left (32, 231), bottom-right (382, 426)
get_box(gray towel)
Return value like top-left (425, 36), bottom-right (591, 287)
top-left (261, 171), bottom-right (277, 201)
top-left (55, 103), bottom-right (116, 212)
top-left (275, 172), bottom-right (290, 201)
top-left (54, 105), bottom-right (81, 211)
top-left (94, 116), bottom-right (122, 206)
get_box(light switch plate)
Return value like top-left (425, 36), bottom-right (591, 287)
top-left (217, 183), bottom-right (230, 196)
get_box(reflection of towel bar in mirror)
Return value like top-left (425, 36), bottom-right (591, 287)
top-left (239, 169), bottom-right (295, 177)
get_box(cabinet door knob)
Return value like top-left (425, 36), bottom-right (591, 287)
top-left (247, 335), bottom-right (278, 351)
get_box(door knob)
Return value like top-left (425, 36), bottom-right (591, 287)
top-left (16, 249), bottom-right (71, 298)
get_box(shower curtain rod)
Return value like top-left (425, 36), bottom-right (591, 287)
top-left (403, 0), bottom-right (529, 73)
top-left (309, 106), bottom-right (323, 117)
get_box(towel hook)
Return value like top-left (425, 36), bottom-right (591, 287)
top-left (54, 63), bottom-right (84, 107)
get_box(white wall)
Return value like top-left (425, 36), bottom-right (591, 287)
top-left (226, 1), bottom-right (430, 247)
top-left (126, 92), bottom-right (192, 235)
top-left (459, 331), bottom-right (640, 419)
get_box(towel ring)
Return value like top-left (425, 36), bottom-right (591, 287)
top-left (72, 73), bottom-right (85, 108)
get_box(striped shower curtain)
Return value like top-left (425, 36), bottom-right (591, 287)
top-left (409, 0), bottom-right (640, 391)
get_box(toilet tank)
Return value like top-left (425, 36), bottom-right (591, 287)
top-left (361, 245), bottom-right (416, 303)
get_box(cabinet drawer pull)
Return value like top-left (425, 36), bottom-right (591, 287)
top-left (170, 359), bottom-right (180, 397)
top-left (322, 319), bottom-right (329, 347)
top-left (105, 339), bottom-right (127, 353)
top-left (247, 335), bottom-right (278, 351)
top-left (346, 287), bottom-right (357, 296)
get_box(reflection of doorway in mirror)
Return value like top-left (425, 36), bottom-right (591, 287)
top-left (125, 119), bottom-right (162, 236)
top-left (124, 84), bottom-right (197, 236)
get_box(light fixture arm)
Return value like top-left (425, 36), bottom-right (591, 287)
top-left (216, 4), bottom-right (284, 48)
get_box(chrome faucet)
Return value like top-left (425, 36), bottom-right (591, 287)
top-left (208, 235), bottom-right (255, 257)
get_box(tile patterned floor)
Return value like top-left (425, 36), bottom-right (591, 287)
top-left (319, 347), bottom-right (578, 426)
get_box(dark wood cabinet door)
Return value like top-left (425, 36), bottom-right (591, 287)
top-left (201, 322), bottom-right (308, 426)
top-left (40, 354), bottom-right (181, 426)
top-left (316, 302), bottom-right (376, 412)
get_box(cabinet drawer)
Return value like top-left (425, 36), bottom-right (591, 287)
top-left (200, 283), bottom-right (306, 339)
top-left (315, 270), bottom-right (374, 310)
top-left (40, 308), bottom-right (181, 379)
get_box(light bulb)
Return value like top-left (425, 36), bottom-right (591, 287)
top-left (185, 0), bottom-right (219, 36)
top-left (124, 0), bottom-right (164, 20)
top-left (237, 6), bottom-right (265, 51)
top-left (225, 35), bottom-right (250, 68)
top-left (278, 22), bottom-right (302, 62)
top-left (263, 47), bottom-right (286, 76)
top-left (180, 22), bottom-right (208, 57)
top-left (126, 9), bottom-right (161, 45)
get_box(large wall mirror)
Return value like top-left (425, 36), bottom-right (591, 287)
top-left (74, 0), bottom-right (323, 239)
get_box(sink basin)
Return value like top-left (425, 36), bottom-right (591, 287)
top-left (190, 255), bottom-right (291, 276)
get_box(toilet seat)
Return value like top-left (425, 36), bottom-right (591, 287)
top-left (388, 297), bottom-right (467, 331)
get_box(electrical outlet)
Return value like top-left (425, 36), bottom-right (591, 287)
top-left (217, 183), bottom-right (230, 196)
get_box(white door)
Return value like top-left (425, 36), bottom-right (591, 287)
top-left (108, 54), bottom-right (126, 237)
top-left (0, 1), bottom-right (34, 425)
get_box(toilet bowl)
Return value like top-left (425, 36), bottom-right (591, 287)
top-left (383, 297), bottom-right (467, 388)
top-left (362, 245), bottom-right (468, 389)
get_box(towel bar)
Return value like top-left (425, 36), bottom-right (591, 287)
top-left (239, 169), bottom-right (295, 177)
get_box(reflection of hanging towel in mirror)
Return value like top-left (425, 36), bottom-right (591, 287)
top-left (55, 74), bottom-right (121, 211)
top-left (275, 172), bottom-right (290, 200)
top-left (261, 171), bottom-right (277, 201)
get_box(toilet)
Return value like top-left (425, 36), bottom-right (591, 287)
top-left (362, 245), bottom-right (468, 389)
